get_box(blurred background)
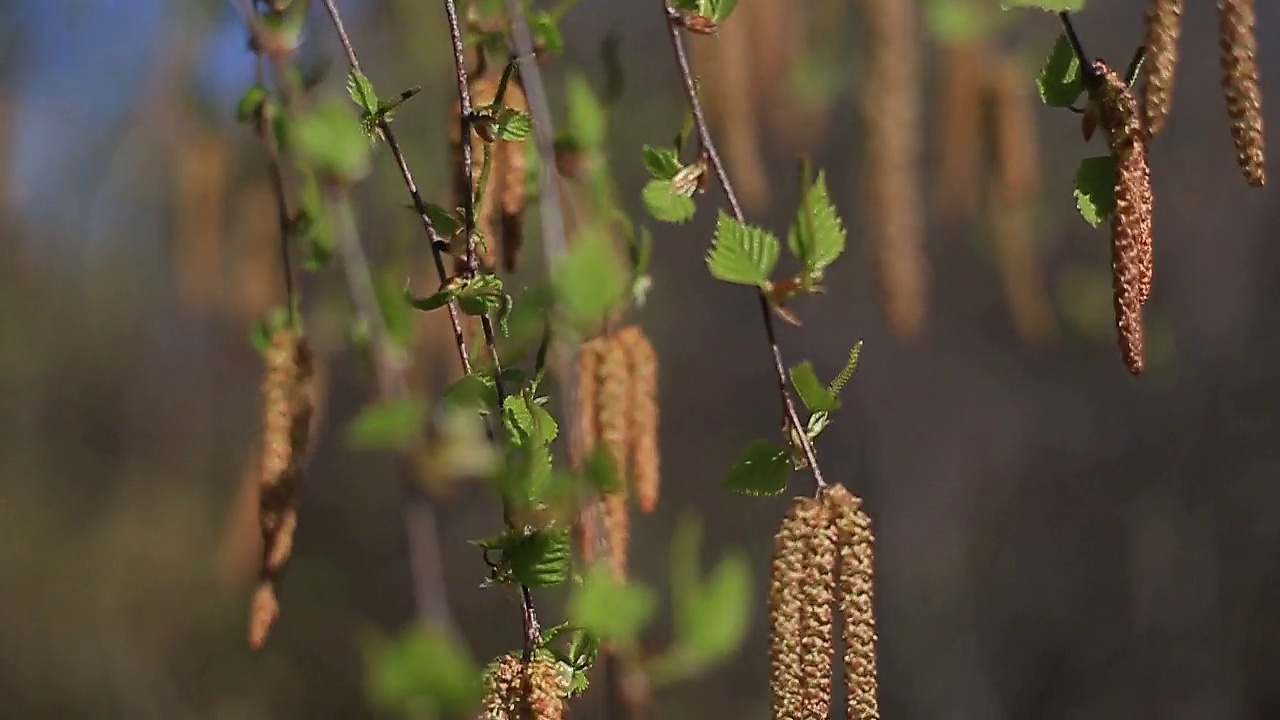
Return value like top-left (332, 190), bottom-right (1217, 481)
top-left (3, 0), bottom-right (1280, 717)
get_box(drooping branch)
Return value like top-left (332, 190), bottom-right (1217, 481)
top-left (660, 3), bottom-right (826, 490)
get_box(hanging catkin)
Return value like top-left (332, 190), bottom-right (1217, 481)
top-left (937, 39), bottom-right (985, 223)
top-left (1141, 0), bottom-right (1183, 136)
top-left (571, 339), bottom-right (606, 567)
top-left (825, 484), bottom-right (879, 720)
top-left (862, 0), bottom-right (927, 339)
top-left (1218, 0), bottom-right (1266, 186)
top-left (615, 325), bottom-right (660, 514)
top-left (1091, 60), bottom-right (1153, 375)
top-left (249, 327), bottom-right (316, 648)
top-left (768, 495), bottom-right (839, 719)
top-left (479, 654), bottom-right (568, 720)
top-left (597, 334), bottom-right (632, 579)
top-left (990, 55), bottom-right (1056, 346)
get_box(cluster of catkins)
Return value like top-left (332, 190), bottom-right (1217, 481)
top-left (1098, 0), bottom-right (1265, 374)
top-left (769, 484), bottom-right (878, 720)
top-left (479, 653), bottom-right (569, 720)
top-left (572, 325), bottom-right (660, 580)
top-left (248, 327), bottom-right (317, 649)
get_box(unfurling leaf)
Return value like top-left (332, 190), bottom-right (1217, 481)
top-left (643, 144), bottom-right (683, 180)
top-left (722, 440), bottom-right (790, 496)
top-left (529, 10), bottom-right (564, 55)
top-left (642, 179), bottom-right (697, 223)
top-left (508, 528), bottom-right (572, 587)
top-left (1074, 155), bottom-right (1117, 227)
top-left (497, 107), bottom-right (533, 141)
top-left (789, 362), bottom-right (841, 413)
top-left (347, 68), bottom-right (379, 115)
top-left (787, 171), bottom-right (846, 275)
top-left (1037, 32), bottom-right (1085, 108)
top-left (707, 212), bottom-right (780, 286)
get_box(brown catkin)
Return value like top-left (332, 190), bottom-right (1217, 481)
top-left (769, 498), bottom-right (815, 720)
top-left (1141, 0), bottom-right (1183, 137)
top-left (990, 55), bottom-right (1056, 346)
top-left (572, 339), bottom-right (605, 566)
top-left (825, 484), bottom-right (879, 720)
top-left (863, 0), bottom-right (927, 340)
top-left (596, 333), bottom-right (632, 578)
top-left (250, 328), bottom-right (316, 648)
top-left (937, 40), bottom-right (986, 222)
top-left (770, 496), bottom-right (837, 719)
top-left (615, 325), bottom-right (660, 514)
top-left (799, 495), bottom-right (837, 718)
top-left (1093, 60), bottom-right (1153, 374)
top-left (480, 654), bottom-right (568, 720)
top-left (1218, 0), bottom-right (1266, 186)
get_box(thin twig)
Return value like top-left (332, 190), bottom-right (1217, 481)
top-left (319, 0), bottom-right (478, 378)
top-left (251, 55), bottom-right (296, 321)
top-left (1058, 12), bottom-right (1097, 83)
top-left (660, 3), bottom-right (826, 489)
top-left (443, 0), bottom-right (542, 657)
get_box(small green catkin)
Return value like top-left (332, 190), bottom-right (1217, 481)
top-left (1218, 0), bottom-right (1266, 186)
top-left (1141, 0), bottom-right (1184, 137)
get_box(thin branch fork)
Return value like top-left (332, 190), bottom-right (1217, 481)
top-left (661, 2), bottom-right (826, 490)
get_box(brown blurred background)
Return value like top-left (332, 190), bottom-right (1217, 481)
top-left (3, 0), bottom-right (1280, 717)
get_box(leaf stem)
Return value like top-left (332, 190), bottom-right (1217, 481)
top-left (1057, 12), bottom-right (1096, 83)
top-left (660, 2), bottom-right (827, 491)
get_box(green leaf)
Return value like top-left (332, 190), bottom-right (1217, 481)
top-left (443, 373), bottom-right (498, 413)
top-left (789, 361), bottom-right (840, 413)
top-left (508, 528), bottom-right (572, 587)
top-left (787, 171), bottom-right (846, 275)
top-left (529, 10), bottom-right (564, 55)
top-left (454, 274), bottom-right (510, 325)
top-left (722, 440), bottom-right (790, 496)
top-left (294, 100), bottom-right (371, 180)
top-left (553, 227), bottom-right (628, 331)
top-left (405, 276), bottom-right (463, 313)
top-left (346, 68), bottom-right (379, 115)
top-left (642, 179), bottom-right (697, 224)
top-left (674, 553), bottom-right (750, 669)
top-left (1002, 0), bottom-right (1084, 10)
top-left (565, 73), bottom-right (606, 151)
top-left (568, 564), bottom-right (657, 646)
top-left (363, 624), bottom-right (481, 716)
top-left (346, 398), bottom-right (427, 452)
top-left (236, 85), bottom-right (269, 122)
top-left (642, 145), bottom-right (683, 180)
top-left (1037, 32), bottom-right (1085, 108)
top-left (1074, 155), bottom-right (1116, 227)
top-left (422, 202), bottom-right (463, 238)
top-left (498, 107), bottom-right (533, 141)
top-left (708, 0), bottom-right (740, 23)
top-left (707, 212), bottom-right (780, 286)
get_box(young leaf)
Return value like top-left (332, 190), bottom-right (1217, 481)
top-left (444, 373), bottom-right (498, 413)
top-left (789, 361), bottom-right (840, 413)
top-left (363, 625), bottom-right (482, 717)
top-left (674, 553), bottom-right (750, 669)
top-left (568, 564), bottom-right (657, 646)
top-left (508, 528), bottom-right (572, 587)
top-left (708, 0), bottom-right (740, 23)
top-left (294, 100), bottom-right (371, 180)
top-left (529, 10), bottom-right (564, 55)
top-left (346, 398), bottom-right (427, 452)
top-left (787, 171), bottom-right (846, 275)
top-left (707, 212), bottom-right (780, 286)
top-left (1037, 32), bottom-right (1085, 108)
top-left (1002, 0), bottom-right (1085, 10)
top-left (722, 440), bottom-right (790, 496)
top-left (1074, 155), bottom-right (1116, 227)
top-left (422, 202), bottom-right (463, 238)
top-left (642, 179), bottom-right (697, 223)
top-left (642, 145), bottom-right (683, 181)
top-left (553, 227), bottom-right (627, 331)
top-left (236, 85), bottom-right (269, 122)
top-left (347, 68), bottom-right (379, 115)
top-left (498, 107), bottom-right (533, 141)
top-left (565, 73), bottom-right (606, 151)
